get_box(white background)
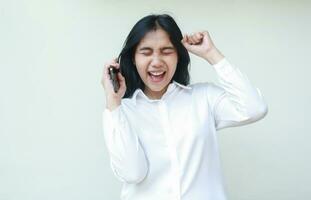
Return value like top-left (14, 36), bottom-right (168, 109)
top-left (1, 0), bottom-right (310, 199)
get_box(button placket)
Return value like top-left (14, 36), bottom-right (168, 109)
top-left (158, 101), bottom-right (181, 200)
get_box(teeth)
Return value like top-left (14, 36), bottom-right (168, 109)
top-left (149, 71), bottom-right (165, 76)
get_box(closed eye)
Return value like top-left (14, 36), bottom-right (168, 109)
top-left (162, 48), bottom-right (176, 54)
top-left (163, 51), bottom-right (174, 54)
top-left (141, 52), bottom-right (152, 56)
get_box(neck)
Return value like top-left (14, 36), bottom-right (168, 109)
top-left (144, 85), bottom-right (169, 100)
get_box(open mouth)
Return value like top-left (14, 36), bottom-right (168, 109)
top-left (148, 71), bottom-right (166, 82)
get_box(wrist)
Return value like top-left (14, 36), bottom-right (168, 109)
top-left (106, 97), bottom-right (121, 111)
top-left (203, 47), bottom-right (225, 65)
top-left (106, 103), bottom-right (121, 112)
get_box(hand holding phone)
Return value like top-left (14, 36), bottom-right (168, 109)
top-left (101, 58), bottom-right (126, 111)
top-left (108, 66), bottom-right (120, 93)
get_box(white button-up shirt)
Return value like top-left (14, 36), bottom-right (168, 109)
top-left (102, 58), bottom-right (268, 200)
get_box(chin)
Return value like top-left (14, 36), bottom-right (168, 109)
top-left (146, 82), bottom-right (168, 91)
top-left (148, 85), bottom-right (165, 92)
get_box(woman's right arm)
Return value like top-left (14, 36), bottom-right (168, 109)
top-left (102, 105), bottom-right (149, 184)
top-left (101, 59), bottom-right (149, 184)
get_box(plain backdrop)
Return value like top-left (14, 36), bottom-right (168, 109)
top-left (1, 0), bottom-right (310, 199)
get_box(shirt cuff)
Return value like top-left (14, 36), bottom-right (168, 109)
top-left (212, 57), bottom-right (236, 76)
top-left (104, 105), bottom-right (122, 117)
top-left (103, 105), bottom-right (124, 129)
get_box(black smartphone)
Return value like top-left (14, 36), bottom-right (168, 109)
top-left (108, 66), bottom-right (120, 93)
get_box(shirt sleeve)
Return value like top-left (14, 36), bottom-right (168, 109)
top-left (102, 105), bottom-right (149, 184)
top-left (206, 58), bottom-right (268, 131)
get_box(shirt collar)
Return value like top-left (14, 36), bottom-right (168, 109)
top-left (131, 80), bottom-right (192, 105)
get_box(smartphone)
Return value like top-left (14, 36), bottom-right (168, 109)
top-left (108, 66), bottom-right (120, 93)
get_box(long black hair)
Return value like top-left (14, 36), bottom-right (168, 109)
top-left (117, 14), bottom-right (191, 99)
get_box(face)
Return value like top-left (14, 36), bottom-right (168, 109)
top-left (134, 28), bottom-right (178, 99)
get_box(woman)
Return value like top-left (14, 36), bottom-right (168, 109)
top-left (101, 14), bottom-right (268, 200)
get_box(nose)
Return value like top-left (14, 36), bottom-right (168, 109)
top-left (150, 54), bottom-right (163, 68)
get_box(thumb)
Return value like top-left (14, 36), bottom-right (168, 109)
top-left (181, 36), bottom-right (191, 50)
top-left (118, 72), bottom-right (125, 81)
top-left (118, 72), bottom-right (126, 86)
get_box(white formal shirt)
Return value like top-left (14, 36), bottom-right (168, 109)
top-left (102, 58), bottom-right (268, 200)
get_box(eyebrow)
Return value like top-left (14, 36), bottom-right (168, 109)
top-left (138, 46), bottom-right (175, 51)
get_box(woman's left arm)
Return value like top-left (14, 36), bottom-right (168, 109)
top-left (181, 31), bottom-right (268, 130)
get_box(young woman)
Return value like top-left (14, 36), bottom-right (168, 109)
top-left (101, 14), bottom-right (268, 200)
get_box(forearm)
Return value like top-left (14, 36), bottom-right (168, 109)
top-left (103, 107), bottom-right (149, 184)
top-left (203, 47), bottom-right (225, 65)
top-left (211, 58), bottom-right (268, 129)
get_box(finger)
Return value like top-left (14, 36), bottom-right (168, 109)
top-left (109, 63), bottom-right (120, 69)
top-left (201, 31), bottom-right (210, 38)
top-left (192, 36), bottom-right (200, 43)
top-left (103, 65), bottom-right (113, 79)
top-left (103, 62), bottom-right (120, 76)
top-left (182, 34), bottom-right (188, 42)
top-left (103, 64), bottom-right (116, 82)
top-left (101, 70), bottom-right (111, 89)
top-left (191, 33), bottom-right (200, 44)
top-left (107, 62), bottom-right (119, 68)
top-left (185, 35), bottom-right (190, 43)
top-left (192, 33), bottom-right (202, 43)
top-left (117, 71), bottom-right (125, 81)
top-left (102, 67), bottom-right (111, 83)
top-left (190, 33), bottom-right (198, 43)
top-left (103, 65), bottom-right (109, 76)
top-left (181, 35), bottom-right (191, 49)
top-left (117, 72), bottom-right (126, 88)
top-left (181, 34), bottom-right (186, 43)
top-left (187, 35), bottom-right (194, 45)
top-left (187, 35), bottom-right (194, 44)
top-left (194, 32), bottom-right (203, 41)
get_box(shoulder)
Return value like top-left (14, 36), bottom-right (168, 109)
top-left (190, 81), bottom-right (224, 96)
top-left (120, 98), bottom-right (134, 109)
top-left (190, 81), bottom-right (225, 105)
top-left (119, 97), bottom-right (138, 114)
